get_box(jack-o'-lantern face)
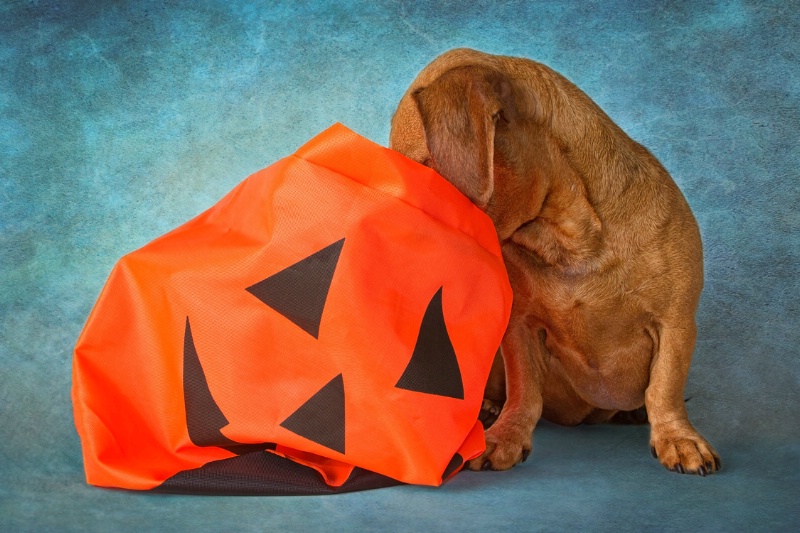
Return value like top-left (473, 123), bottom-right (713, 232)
top-left (72, 124), bottom-right (511, 495)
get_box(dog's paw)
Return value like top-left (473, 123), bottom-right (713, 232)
top-left (467, 422), bottom-right (532, 471)
top-left (478, 399), bottom-right (503, 429)
top-left (650, 421), bottom-right (721, 476)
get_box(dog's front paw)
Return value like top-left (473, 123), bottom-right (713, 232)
top-left (467, 422), bottom-right (532, 471)
top-left (650, 421), bottom-right (721, 476)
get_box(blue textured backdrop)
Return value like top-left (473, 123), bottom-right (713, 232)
top-left (1, 1), bottom-right (798, 531)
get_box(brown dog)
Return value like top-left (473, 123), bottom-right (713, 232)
top-left (389, 49), bottom-right (720, 475)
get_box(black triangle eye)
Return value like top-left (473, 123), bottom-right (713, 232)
top-left (395, 287), bottom-right (464, 399)
top-left (246, 239), bottom-right (345, 339)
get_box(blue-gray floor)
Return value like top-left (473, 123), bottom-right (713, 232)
top-left (1, 1), bottom-right (798, 531)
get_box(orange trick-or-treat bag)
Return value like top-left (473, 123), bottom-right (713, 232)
top-left (72, 123), bottom-right (512, 495)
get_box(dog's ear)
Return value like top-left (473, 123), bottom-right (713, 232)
top-left (412, 66), bottom-right (514, 208)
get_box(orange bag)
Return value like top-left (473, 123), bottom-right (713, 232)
top-left (72, 123), bottom-right (512, 495)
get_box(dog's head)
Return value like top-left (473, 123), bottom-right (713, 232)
top-left (390, 49), bottom-right (558, 240)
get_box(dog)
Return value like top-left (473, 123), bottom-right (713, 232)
top-left (389, 48), bottom-right (720, 475)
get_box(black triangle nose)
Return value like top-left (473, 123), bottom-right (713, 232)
top-left (280, 374), bottom-right (346, 454)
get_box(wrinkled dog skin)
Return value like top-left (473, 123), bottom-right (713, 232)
top-left (390, 49), bottom-right (720, 475)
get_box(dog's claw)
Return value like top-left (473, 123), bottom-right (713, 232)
top-left (650, 446), bottom-right (657, 458)
top-left (651, 422), bottom-right (720, 475)
top-left (481, 460), bottom-right (493, 471)
top-left (521, 449), bottom-right (531, 463)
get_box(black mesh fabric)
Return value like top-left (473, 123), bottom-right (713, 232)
top-left (153, 450), bottom-right (401, 496)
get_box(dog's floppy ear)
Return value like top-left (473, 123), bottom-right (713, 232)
top-left (412, 66), bottom-right (514, 208)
